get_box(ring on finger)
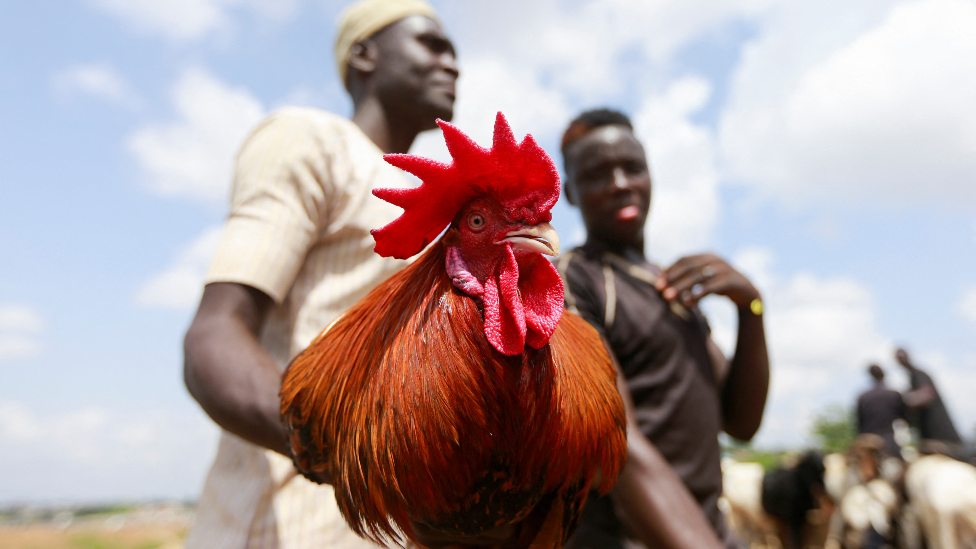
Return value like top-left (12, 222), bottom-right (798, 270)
top-left (701, 265), bottom-right (716, 280)
top-left (692, 283), bottom-right (704, 297)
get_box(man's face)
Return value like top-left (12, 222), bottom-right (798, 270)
top-left (564, 125), bottom-right (651, 246)
top-left (895, 348), bottom-right (911, 368)
top-left (371, 15), bottom-right (458, 127)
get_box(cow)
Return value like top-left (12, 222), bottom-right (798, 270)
top-left (902, 454), bottom-right (976, 549)
top-left (762, 451), bottom-right (829, 549)
top-left (722, 452), bottom-right (830, 549)
top-left (722, 458), bottom-right (782, 548)
top-left (823, 436), bottom-right (903, 549)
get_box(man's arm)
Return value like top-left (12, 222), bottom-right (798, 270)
top-left (184, 282), bottom-right (291, 457)
top-left (718, 308), bottom-right (769, 441)
top-left (658, 253), bottom-right (769, 441)
top-left (903, 383), bottom-right (935, 408)
top-left (608, 348), bottom-right (725, 549)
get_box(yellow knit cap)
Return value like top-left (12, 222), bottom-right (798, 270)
top-left (334, 0), bottom-right (440, 84)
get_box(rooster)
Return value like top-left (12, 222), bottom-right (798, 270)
top-left (280, 113), bottom-right (626, 549)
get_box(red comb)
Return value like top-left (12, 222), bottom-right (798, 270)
top-left (371, 112), bottom-right (560, 260)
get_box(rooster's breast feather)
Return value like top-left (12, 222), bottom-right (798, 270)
top-left (280, 239), bottom-right (626, 546)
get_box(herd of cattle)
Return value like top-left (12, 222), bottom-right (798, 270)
top-left (720, 446), bottom-right (976, 549)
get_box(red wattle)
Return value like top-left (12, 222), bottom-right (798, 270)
top-left (520, 256), bottom-right (564, 349)
top-left (483, 246), bottom-right (526, 356)
top-left (482, 246), bottom-right (563, 356)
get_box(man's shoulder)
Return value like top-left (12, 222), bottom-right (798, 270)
top-left (861, 385), bottom-right (903, 405)
top-left (861, 384), bottom-right (896, 396)
top-left (238, 107), bottom-right (382, 174)
top-left (257, 107), bottom-right (356, 137)
top-left (911, 368), bottom-right (934, 386)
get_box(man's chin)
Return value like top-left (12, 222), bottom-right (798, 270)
top-left (419, 95), bottom-right (455, 124)
top-left (589, 219), bottom-right (646, 245)
top-left (431, 105), bottom-right (454, 123)
top-left (612, 214), bottom-right (647, 231)
top-left (415, 109), bottom-right (454, 133)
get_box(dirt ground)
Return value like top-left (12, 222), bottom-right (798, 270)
top-left (0, 523), bottom-right (187, 549)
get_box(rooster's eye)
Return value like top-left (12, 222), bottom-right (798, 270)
top-left (467, 212), bottom-right (486, 231)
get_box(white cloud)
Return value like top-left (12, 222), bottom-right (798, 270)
top-left (271, 85), bottom-right (333, 112)
top-left (935, 356), bottom-right (976, 437)
top-left (0, 305), bottom-right (45, 361)
top-left (445, 0), bottom-right (775, 102)
top-left (720, 0), bottom-right (976, 206)
top-left (243, 0), bottom-right (300, 21)
top-left (960, 286), bottom-right (976, 330)
top-left (92, 0), bottom-right (226, 41)
top-left (0, 305), bottom-right (45, 332)
top-left (128, 67), bottom-right (265, 203)
top-left (137, 226), bottom-right (223, 310)
top-left (52, 63), bottom-right (141, 109)
top-left (0, 335), bottom-right (42, 362)
top-left (0, 400), bottom-right (218, 501)
top-left (760, 274), bottom-right (891, 447)
top-left (701, 248), bottom-right (893, 447)
top-left (635, 76), bottom-right (722, 264)
top-left (90, 0), bottom-right (299, 42)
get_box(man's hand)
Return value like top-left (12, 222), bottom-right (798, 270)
top-left (655, 253), bottom-right (769, 442)
top-left (904, 384), bottom-right (936, 408)
top-left (654, 253), bottom-right (760, 310)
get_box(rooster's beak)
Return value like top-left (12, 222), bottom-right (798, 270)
top-left (498, 222), bottom-right (560, 256)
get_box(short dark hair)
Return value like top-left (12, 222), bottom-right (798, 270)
top-left (868, 364), bottom-right (885, 381)
top-left (561, 108), bottom-right (634, 155)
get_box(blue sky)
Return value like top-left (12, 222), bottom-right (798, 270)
top-left (2, 0), bottom-right (975, 504)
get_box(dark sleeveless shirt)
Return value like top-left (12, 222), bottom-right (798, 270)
top-left (557, 243), bottom-right (729, 549)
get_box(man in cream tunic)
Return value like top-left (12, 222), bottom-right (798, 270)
top-left (182, 1), bottom-right (459, 547)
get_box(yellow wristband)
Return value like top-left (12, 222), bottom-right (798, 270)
top-left (749, 298), bottom-right (763, 316)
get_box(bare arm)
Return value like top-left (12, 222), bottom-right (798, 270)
top-left (184, 282), bottom-right (290, 457)
top-left (903, 383), bottom-right (935, 408)
top-left (718, 307), bottom-right (769, 441)
top-left (610, 353), bottom-right (725, 549)
top-left (658, 254), bottom-right (769, 441)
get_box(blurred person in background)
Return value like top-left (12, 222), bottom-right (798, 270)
top-left (895, 347), bottom-right (964, 458)
top-left (556, 108), bottom-right (770, 549)
top-left (181, 1), bottom-right (458, 547)
top-left (856, 364), bottom-right (906, 458)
